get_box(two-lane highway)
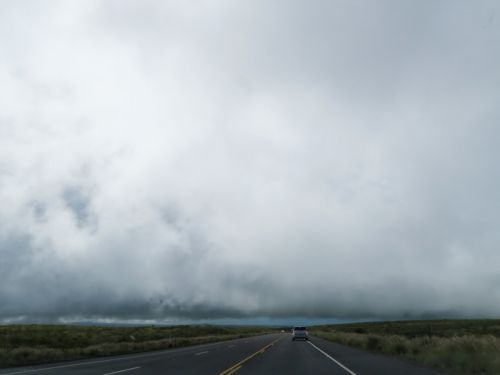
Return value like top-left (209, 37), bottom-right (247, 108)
top-left (0, 334), bottom-right (281, 375)
top-left (0, 333), bottom-right (444, 374)
top-left (236, 335), bottom-right (443, 374)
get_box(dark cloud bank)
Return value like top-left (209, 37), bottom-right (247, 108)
top-left (1, 0), bottom-right (500, 323)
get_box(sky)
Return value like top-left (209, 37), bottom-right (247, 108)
top-left (1, 0), bottom-right (500, 324)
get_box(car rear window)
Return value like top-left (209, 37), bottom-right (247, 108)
top-left (294, 327), bottom-right (306, 330)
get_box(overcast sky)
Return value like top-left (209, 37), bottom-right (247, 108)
top-left (1, 0), bottom-right (500, 324)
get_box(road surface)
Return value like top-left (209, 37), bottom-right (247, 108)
top-left (0, 333), bottom-right (443, 374)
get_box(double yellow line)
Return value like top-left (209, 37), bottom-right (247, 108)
top-left (218, 337), bottom-right (281, 375)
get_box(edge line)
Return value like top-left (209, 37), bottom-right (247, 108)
top-left (0, 336), bottom-right (272, 375)
top-left (308, 341), bottom-right (357, 375)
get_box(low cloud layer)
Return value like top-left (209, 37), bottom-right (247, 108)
top-left (1, 0), bottom-right (500, 322)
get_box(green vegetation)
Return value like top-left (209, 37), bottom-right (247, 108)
top-left (0, 324), bottom-right (270, 368)
top-left (310, 320), bottom-right (500, 375)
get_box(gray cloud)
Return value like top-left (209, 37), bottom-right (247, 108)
top-left (1, 0), bottom-right (500, 323)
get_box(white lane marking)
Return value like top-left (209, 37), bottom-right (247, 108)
top-left (308, 341), bottom-right (357, 375)
top-left (102, 367), bottom-right (141, 375)
top-left (195, 351), bottom-right (209, 355)
top-left (0, 340), bottom-right (234, 375)
top-left (0, 335), bottom-right (275, 375)
top-left (227, 344), bottom-right (235, 348)
top-left (0, 360), bottom-right (127, 375)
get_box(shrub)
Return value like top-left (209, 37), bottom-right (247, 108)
top-left (366, 335), bottom-right (382, 350)
top-left (0, 325), bottom-right (269, 368)
top-left (313, 327), bottom-right (500, 375)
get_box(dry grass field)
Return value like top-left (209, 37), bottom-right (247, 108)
top-left (311, 320), bottom-right (500, 375)
top-left (0, 324), bottom-right (269, 368)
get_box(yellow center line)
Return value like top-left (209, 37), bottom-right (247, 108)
top-left (225, 365), bottom-right (242, 375)
top-left (218, 337), bottom-right (281, 375)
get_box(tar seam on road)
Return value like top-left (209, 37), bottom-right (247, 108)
top-left (102, 367), bottom-right (141, 375)
top-left (308, 341), bottom-right (357, 375)
top-left (218, 337), bottom-right (281, 375)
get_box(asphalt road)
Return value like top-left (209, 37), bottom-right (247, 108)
top-left (0, 333), bottom-right (444, 375)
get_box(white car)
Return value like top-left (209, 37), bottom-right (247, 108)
top-left (292, 326), bottom-right (309, 340)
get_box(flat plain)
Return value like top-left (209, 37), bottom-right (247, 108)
top-left (311, 319), bottom-right (500, 375)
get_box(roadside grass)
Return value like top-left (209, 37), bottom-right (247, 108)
top-left (0, 325), bottom-right (270, 368)
top-left (310, 320), bottom-right (500, 375)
